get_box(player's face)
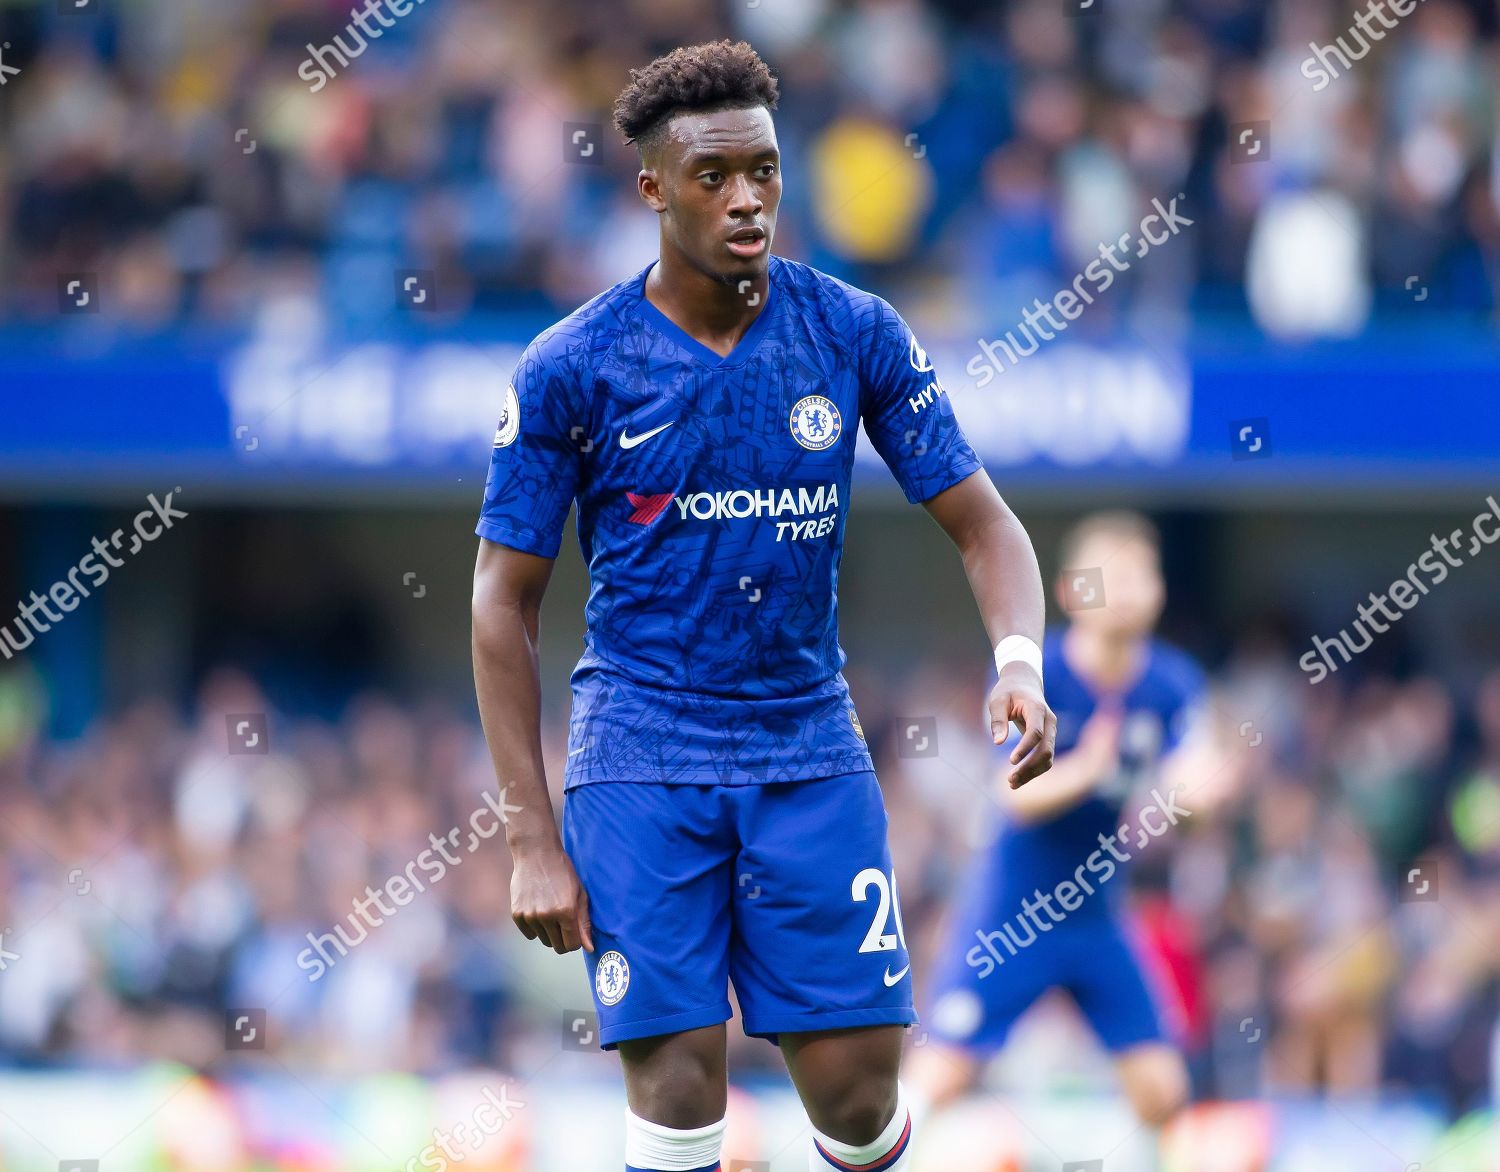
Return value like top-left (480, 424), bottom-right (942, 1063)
top-left (642, 106), bottom-right (781, 285)
top-left (1060, 534), bottom-right (1164, 637)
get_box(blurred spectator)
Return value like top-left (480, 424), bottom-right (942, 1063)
top-left (3, 648), bottom-right (1499, 1116)
top-left (3, 0), bottom-right (1499, 330)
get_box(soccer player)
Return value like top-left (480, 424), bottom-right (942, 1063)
top-left (471, 41), bottom-right (1056, 1172)
top-left (908, 511), bottom-right (1207, 1157)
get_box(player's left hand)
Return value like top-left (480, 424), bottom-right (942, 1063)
top-left (989, 665), bottom-right (1056, 788)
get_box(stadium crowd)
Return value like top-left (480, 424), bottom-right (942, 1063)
top-left (1, 633), bottom-right (1497, 1120)
top-left (1, 0), bottom-right (1499, 333)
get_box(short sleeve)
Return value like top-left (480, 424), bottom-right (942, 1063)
top-left (1164, 659), bottom-right (1209, 754)
top-left (858, 296), bottom-right (983, 503)
top-left (474, 331), bottom-right (588, 558)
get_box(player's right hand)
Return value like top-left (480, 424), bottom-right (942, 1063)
top-left (510, 845), bottom-right (594, 955)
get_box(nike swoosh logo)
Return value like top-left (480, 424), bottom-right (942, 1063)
top-left (883, 964), bottom-right (911, 987)
top-left (619, 421), bottom-right (675, 449)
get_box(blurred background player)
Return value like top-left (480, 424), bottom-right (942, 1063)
top-left (908, 511), bottom-right (1209, 1160)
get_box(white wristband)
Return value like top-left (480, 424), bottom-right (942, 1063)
top-left (994, 635), bottom-right (1043, 684)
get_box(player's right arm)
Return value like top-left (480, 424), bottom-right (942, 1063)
top-left (471, 332), bottom-right (593, 954)
top-left (1001, 707), bottom-right (1122, 823)
top-left (473, 542), bottom-right (593, 954)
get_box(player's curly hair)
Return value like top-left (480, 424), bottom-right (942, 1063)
top-left (613, 40), bottom-right (780, 155)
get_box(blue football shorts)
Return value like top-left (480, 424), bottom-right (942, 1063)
top-left (562, 771), bottom-right (919, 1048)
top-left (924, 881), bottom-right (1170, 1055)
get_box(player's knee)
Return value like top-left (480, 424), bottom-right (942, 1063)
top-left (1122, 1059), bottom-right (1187, 1127)
top-left (628, 1078), bottom-right (725, 1131)
top-left (907, 1046), bottom-right (976, 1114)
top-left (810, 1077), bottom-right (899, 1146)
top-left (1132, 1082), bottom-right (1186, 1128)
top-left (620, 1034), bottom-right (727, 1130)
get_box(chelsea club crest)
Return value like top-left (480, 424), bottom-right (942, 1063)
top-left (595, 950), bottom-right (630, 1006)
top-left (789, 395), bottom-right (842, 451)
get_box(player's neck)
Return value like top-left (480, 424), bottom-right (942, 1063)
top-left (1063, 625), bottom-right (1148, 692)
top-left (646, 251), bottom-right (770, 357)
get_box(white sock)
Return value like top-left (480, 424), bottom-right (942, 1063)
top-left (809, 1081), bottom-right (913, 1171)
top-left (623, 1108), bottom-right (725, 1171)
top-left (905, 1082), bottom-right (934, 1136)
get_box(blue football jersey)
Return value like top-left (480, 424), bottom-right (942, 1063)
top-left (476, 256), bottom-right (983, 787)
top-left (988, 633), bottom-right (1206, 916)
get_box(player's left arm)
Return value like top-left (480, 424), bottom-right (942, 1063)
top-left (923, 474), bottom-right (1056, 787)
top-left (857, 294), bottom-right (1056, 786)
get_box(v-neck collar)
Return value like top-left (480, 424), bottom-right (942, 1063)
top-left (635, 260), bottom-right (778, 368)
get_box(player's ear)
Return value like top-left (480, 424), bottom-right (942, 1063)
top-left (638, 168), bottom-right (667, 213)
